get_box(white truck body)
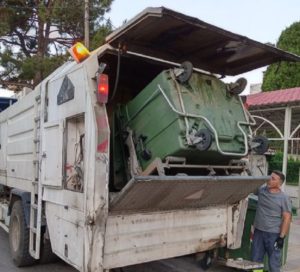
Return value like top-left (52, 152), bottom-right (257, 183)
top-left (1, 7), bottom-right (299, 272)
top-left (0, 45), bottom-right (250, 271)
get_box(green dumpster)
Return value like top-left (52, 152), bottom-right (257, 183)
top-left (113, 68), bottom-right (251, 182)
top-left (119, 70), bottom-right (250, 168)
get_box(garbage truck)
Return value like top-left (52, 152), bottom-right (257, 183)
top-left (0, 7), bottom-right (300, 272)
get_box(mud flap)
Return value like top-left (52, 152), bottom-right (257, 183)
top-left (110, 175), bottom-right (268, 214)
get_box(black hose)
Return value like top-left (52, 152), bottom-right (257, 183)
top-left (110, 49), bottom-right (121, 101)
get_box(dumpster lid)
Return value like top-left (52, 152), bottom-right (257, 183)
top-left (106, 7), bottom-right (300, 76)
top-left (109, 175), bottom-right (268, 214)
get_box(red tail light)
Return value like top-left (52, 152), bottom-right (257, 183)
top-left (97, 74), bottom-right (109, 104)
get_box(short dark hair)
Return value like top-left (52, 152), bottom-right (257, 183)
top-left (272, 170), bottom-right (285, 183)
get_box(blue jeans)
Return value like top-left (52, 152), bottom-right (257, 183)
top-left (251, 228), bottom-right (281, 272)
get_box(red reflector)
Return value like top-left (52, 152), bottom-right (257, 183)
top-left (97, 74), bottom-right (109, 103)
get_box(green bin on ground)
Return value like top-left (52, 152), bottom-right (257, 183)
top-left (219, 195), bottom-right (289, 271)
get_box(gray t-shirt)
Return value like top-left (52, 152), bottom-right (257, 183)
top-left (254, 185), bottom-right (292, 233)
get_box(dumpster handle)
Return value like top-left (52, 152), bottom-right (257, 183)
top-left (157, 84), bottom-right (250, 157)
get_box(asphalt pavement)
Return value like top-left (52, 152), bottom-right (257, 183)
top-left (0, 228), bottom-right (76, 272)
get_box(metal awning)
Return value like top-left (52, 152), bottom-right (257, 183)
top-left (106, 7), bottom-right (300, 76)
top-left (247, 89), bottom-right (300, 188)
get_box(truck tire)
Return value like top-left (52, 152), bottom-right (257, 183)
top-left (198, 251), bottom-right (213, 270)
top-left (39, 233), bottom-right (58, 264)
top-left (9, 200), bottom-right (35, 266)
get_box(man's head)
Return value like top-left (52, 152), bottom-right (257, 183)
top-left (267, 170), bottom-right (285, 189)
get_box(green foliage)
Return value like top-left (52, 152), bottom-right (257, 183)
top-left (19, 55), bottom-right (68, 81)
top-left (262, 21), bottom-right (300, 91)
top-left (268, 152), bottom-right (300, 185)
top-left (0, 0), bottom-right (113, 91)
top-left (90, 20), bottom-right (112, 51)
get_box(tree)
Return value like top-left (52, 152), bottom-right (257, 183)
top-left (0, 0), bottom-right (113, 91)
top-left (262, 21), bottom-right (300, 91)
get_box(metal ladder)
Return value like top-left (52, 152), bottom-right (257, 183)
top-left (29, 93), bottom-right (42, 259)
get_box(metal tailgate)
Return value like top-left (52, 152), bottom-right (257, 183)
top-left (110, 175), bottom-right (268, 214)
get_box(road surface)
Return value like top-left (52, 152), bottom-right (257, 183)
top-left (0, 227), bottom-right (76, 272)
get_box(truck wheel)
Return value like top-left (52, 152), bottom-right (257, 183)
top-left (199, 252), bottom-right (212, 270)
top-left (39, 234), bottom-right (58, 264)
top-left (9, 200), bottom-right (35, 266)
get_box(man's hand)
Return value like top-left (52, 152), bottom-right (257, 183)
top-left (274, 236), bottom-right (285, 250)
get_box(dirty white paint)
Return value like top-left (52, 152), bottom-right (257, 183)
top-left (46, 202), bottom-right (85, 271)
top-left (42, 121), bottom-right (64, 187)
top-left (0, 42), bottom-right (256, 272)
top-left (82, 55), bottom-right (110, 271)
top-left (0, 89), bottom-right (40, 192)
top-left (227, 198), bottom-right (248, 249)
top-left (103, 207), bottom-right (228, 269)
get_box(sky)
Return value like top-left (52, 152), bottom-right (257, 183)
top-left (1, 0), bottom-right (299, 97)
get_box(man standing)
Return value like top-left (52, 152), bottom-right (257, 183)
top-left (251, 170), bottom-right (292, 272)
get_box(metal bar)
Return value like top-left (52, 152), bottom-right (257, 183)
top-left (134, 175), bottom-right (270, 182)
top-left (250, 107), bottom-right (286, 112)
top-left (251, 115), bottom-right (284, 138)
top-left (164, 164), bottom-right (245, 169)
top-left (29, 91), bottom-right (42, 260)
top-left (298, 168), bottom-right (300, 209)
top-left (253, 120), bottom-right (266, 136)
top-left (0, 221), bottom-right (9, 233)
top-left (268, 138), bottom-right (300, 141)
top-left (170, 71), bottom-right (192, 145)
top-left (84, 0), bottom-right (89, 49)
top-left (126, 50), bottom-right (213, 76)
top-left (290, 122), bottom-right (300, 138)
top-left (282, 106), bottom-right (292, 190)
top-left (157, 85), bottom-right (250, 157)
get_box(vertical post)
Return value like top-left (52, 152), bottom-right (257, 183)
top-left (84, 0), bottom-right (89, 49)
top-left (282, 106), bottom-right (291, 191)
top-left (298, 168), bottom-right (300, 209)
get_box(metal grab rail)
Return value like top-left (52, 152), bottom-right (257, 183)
top-left (157, 84), bottom-right (251, 157)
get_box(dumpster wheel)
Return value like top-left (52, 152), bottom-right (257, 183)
top-left (195, 129), bottom-right (212, 151)
top-left (228, 77), bottom-right (247, 95)
top-left (252, 135), bottom-right (269, 155)
top-left (177, 61), bottom-right (193, 83)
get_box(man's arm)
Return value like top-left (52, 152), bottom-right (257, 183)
top-left (280, 211), bottom-right (292, 238)
top-left (274, 211), bottom-right (292, 249)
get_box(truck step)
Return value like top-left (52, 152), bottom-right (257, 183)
top-left (31, 203), bottom-right (38, 209)
top-left (30, 227), bottom-right (37, 234)
top-left (217, 258), bottom-right (264, 270)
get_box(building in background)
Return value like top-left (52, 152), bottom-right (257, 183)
top-left (250, 83), bottom-right (262, 94)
